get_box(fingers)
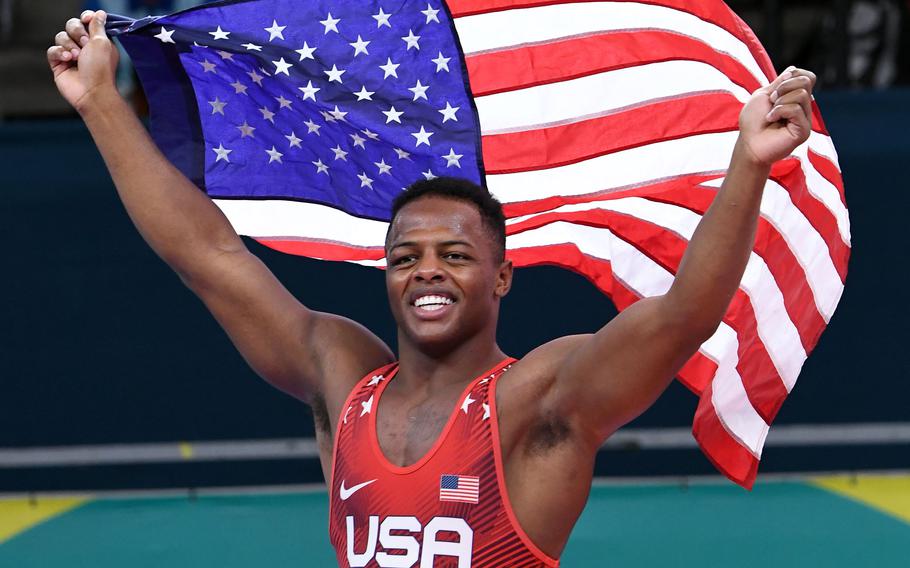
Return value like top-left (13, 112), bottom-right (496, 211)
top-left (65, 17), bottom-right (90, 48)
top-left (770, 88), bottom-right (812, 122)
top-left (47, 45), bottom-right (72, 67)
top-left (88, 10), bottom-right (108, 40)
top-left (55, 30), bottom-right (80, 56)
top-left (765, 102), bottom-right (808, 127)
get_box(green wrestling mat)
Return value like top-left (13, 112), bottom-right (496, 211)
top-left (2, 475), bottom-right (908, 567)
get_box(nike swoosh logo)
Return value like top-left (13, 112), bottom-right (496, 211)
top-left (340, 478), bottom-right (377, 501)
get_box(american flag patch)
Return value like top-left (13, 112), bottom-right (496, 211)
top-left (439, 474), bottom-right (479, 504)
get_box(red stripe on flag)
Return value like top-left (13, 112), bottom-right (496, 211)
top-left (807, 149), bottom-right (846, 207)
top-left (481, 93), bottom-right (742, 174)
top-left (465, 30), bottom-right (762, 97)
top-left (693, 382), bottom-right (761, 489)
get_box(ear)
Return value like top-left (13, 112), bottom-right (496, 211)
top-left (494, 259), bottom-right (513, 298)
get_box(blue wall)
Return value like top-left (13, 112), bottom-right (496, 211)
top-left (2, 89), bottom-right (908, 488)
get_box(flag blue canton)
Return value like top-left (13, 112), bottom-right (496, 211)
top-left (440, 474), bottom-right (460, 489)
top-left (116, 0), bottom-right (482, 221)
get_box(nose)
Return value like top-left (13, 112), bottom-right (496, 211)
top-left (413, 254), bottom-right (445, 283)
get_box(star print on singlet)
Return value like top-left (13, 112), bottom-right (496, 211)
top-left (329, 358), bottom-right (559, 567)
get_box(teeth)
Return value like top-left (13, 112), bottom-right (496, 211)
top-left (414, 295), bottom-right (454, 308)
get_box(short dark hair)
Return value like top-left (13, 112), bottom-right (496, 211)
top-left (389, 177), bottom-right (506, 260)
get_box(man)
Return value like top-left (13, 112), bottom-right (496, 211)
top-left (48, 9), bottom-right (816, 566)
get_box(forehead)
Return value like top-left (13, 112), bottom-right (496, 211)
top-left (387, 197), bottom-right (486, 245)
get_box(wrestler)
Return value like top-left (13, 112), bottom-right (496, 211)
top-left (49, 10), bottom-right (816, 566)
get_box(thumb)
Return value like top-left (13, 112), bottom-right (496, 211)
top-left (88, 10), bottom-right (108, 40)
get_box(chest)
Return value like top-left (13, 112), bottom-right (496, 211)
top-left (374, 387), bottom-right (467, 467)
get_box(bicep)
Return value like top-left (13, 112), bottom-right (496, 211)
top-left (551, 295), bottom-right (708, 443)
top-left (183, 249), bottom-right (393, 401)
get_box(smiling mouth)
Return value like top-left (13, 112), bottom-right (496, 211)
top-left (412, 294), bottom-right (455, 312)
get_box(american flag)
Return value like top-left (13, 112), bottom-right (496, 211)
top-left (108, 0), bottom-right (849, 489)
top-left (440, 474), bottom-right (480, 503)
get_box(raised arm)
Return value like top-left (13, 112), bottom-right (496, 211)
top-left (547, 67), bottom-right (816, 444)
top-left (48, 11), bottom-right (393, 403)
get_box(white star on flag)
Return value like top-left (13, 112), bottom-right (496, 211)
top-left (265, 146), bottom-right (283, 163)
top-left (154, 27), bottom-right (175, 43)
top-left (358, 172), bottom-right (374, 189)
top-left (216, 50), bottom-right (234, 61)
top-left (264, 20), bottom-right (286, 41)
top-left (482, 403), bottom-right (490, 421)
top-left (375, 159), bottom-right (392, 175)
top-left (379, 58), bottom-right (400, 79)
top-left (230, 81), bottom-right (248, 95)
top-left (212, 143), bottom-right (232, 162)
top-left (401, 29), bottom-right (420, 50)
top-left (324, 64), bottom-right (346, 83)
top-left (408, 80), bottom-right (429, 101)
top-left (328, 105), bottom-right (348, 121)
top-left (442, 148), bottom-right (463, 168)
top-left (285, 132), bottom-right (302, 148)
top-left (331, 145), bottom-right (348, 161)
top-left (237, 121), bottom-right (255, 138)
top-left (259, 107), bottom-right (275, 123)
top-left (383, 106), bottom-right (403, 124)
top-left (343, 405), bottom-right (353, 424)
top-left (461, 394), bottom-right (476, 414)
top-left (242, 42), bottom-right (262, 51)
top-left (431, 52), bottom-right (451, 73)
top-left (362, 129), bottom-right (380, 140)
top-left (361, 395), bottom-right (374, 417)
top-left (275, 95), bottom-right (292, 109)
top-left (247, 70), bottom-right (264, 85)
top-left (411, 125), bottom-right (433, 147)
top-left (422, 169), bottom-right (436, 180)
top-left (199, 59), bottom-right (216, 73)
top-left (350, 133), bottom-right (367, 149)
top-left (394, 148), bottom-right (411, 160)
top-left (354, 86), bottom-right (375, 101)
top-left (272, 57), bottom-right (292, 76)
top-left (209, 26), bottom-right (230, 40)
top-left (350, 35), bottom-right (371, 56)
top-left (373, 7), bottom-right (392, 28)
top-left (208, 97), bottom-right (226, 115)
top-left (295, 42), bottom-right (316, 61)
top-left (312, 158), bottom-right (329, 175)
top-left (438, 102), bottom-right (459, 122)
top-left (298, 81), bottom-right (320, 101)
top-left (422, 4), bottom-right (441, 24)
top-left (320, 13), bottom-right (341, 34)
top-left (304, 119), bottom-right (321, 135)
top-left (367, 374), bottom-right (385, 386)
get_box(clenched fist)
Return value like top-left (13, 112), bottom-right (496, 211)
top-left (737, 67), bottom-right (817, 167)
top-left (47, 10), bottom-right (120, 113)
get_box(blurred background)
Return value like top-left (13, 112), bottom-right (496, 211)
top-left (0, 0), bottom-right (908, 493)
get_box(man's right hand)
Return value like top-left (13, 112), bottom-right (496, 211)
top-left (47, 10), bottom-right (119, 112)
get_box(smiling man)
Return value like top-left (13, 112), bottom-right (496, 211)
top-left (49, 10), bottom-right (817, 567)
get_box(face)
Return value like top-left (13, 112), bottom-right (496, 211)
top-left (385, 196), bottom-right (512, 353)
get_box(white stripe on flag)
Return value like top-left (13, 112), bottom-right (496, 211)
top-left (486, 131), bottom-right (739, 204)
top-left (474, 60), bottom-right (751, 135)
top-left (213, 199), bottom-right (388, 247)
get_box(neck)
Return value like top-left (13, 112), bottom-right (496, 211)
top-left (395, 327), bottom-right (508, 392)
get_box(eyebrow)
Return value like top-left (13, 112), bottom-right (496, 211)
top-left (388, 239), bottom-right (475, 252)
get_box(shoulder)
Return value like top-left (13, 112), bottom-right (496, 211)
top-left (494, 335), bottom-right (591, 432)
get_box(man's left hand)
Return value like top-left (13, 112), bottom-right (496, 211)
top-left (737, 66), bottom-right (817, 167)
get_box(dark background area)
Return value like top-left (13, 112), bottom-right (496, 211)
top-left (1, 1), bottom-right (908, 490)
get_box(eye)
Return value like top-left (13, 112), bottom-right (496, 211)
top-left (391, 254), bottom-right (416, 266)
top-left (444, 252), bottom-right (469, 261)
